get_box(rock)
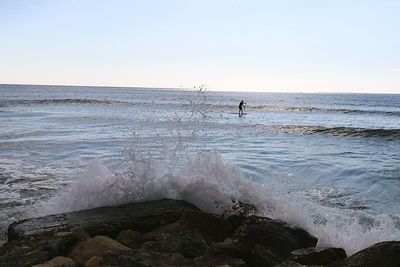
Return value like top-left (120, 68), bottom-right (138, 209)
top-left (8, 199), bottom-right (199, 242)
top-left (289, 247), bottom-right (346, 265)
top-left (71, 227), bottom-right (90, 241)
top-left (116, 229), bottom-right (142, 249)
top-left (67, 235), bottom-right (130, 264)
top-left (48, 235), bottom-right (77, 259)
top-left (105, 249), bottom-right (204, 266)
top-left (142, 221), bottom-right (208, 258)
top-left (245, 244), bottom-right (282, 267)
top-left (195, 254), bottom-right (247, 267)
top-left (32, 256), bottom-right (75, 267)
top-left (205, 239), bottom-right (281, 267)
top-left (274, 260), bottom-right (311, 267)
top-left (53, 232), bottom-right (73, 238)
top-left (327, 241), bottom-right (400, 267)
top-left (233, 216), bottom-right (318, 257)
top-left (85, 256), bottom-right (106, 267)
top-left (181, 210), bottom-right (232, 244)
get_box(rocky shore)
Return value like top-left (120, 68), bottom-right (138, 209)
top-left (0, 199), bottom-right (399, 267)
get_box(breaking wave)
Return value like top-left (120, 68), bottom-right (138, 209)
top-left (35, 147), bottom-right (400, 256)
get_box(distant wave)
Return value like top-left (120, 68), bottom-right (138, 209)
top-left (2, 99), bottom-right (127, 106)
top-left (253, 105), bottom-right (400, 117)
top-left (271, 125), bottom-right (400, 140)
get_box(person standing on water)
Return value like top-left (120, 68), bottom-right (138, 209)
top-left (239, 100), bottom-right (245, 116)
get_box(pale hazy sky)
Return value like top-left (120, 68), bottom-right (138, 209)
top-left (1, 0), bottom-right (399, 93)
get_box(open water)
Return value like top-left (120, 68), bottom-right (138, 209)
top-left (0, 84), bottom-right (399, 254)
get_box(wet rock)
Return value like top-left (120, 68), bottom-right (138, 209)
top-left (327, 241), bottom-right (400, 267)
top-left (85, 256), bottom-right (106, 267)
top-left (289, 247), bottom-right (346, 265)
top-left (106, 249), bottom-right (204, 267)
top-left (67, 235), bottom-right (129, 264)
top-left (233, 216), bottom-right (318, 257)
top-left (142, 221), bottom-right (208, 258)
top-left (8, 199), bottom-right (199, 242)
top-left (181, 210), bottom-right (232, 244)
top-left (32, 256), bottom-right (75, 267)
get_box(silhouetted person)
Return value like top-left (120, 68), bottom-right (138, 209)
top-left (239, 100), bottom-right (245, 116)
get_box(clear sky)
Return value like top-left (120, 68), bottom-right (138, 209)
top-left (0, 0), bottom-right (399, 93)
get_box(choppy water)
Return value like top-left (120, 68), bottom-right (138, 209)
top-left (1, 84), bottom-right (400, 254)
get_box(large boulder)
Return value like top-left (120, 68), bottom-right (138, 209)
top-left (232, 216), bottom-right (318, 257)
top-left (327, 241), bottom-right (400, 267)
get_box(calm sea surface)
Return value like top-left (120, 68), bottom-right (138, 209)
top-left (1, 84), bottom-right (399, 253)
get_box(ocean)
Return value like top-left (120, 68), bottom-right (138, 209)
top-left (0, 84), bottom-right (399, 255)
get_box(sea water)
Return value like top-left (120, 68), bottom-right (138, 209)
top-left (0, 84), bottom-right (399, 254)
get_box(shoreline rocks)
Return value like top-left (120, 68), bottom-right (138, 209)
top-left (1, 198), bottom-right (399, 266)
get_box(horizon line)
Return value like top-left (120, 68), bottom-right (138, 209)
top-left (1, 82), bottom-right (399, 95)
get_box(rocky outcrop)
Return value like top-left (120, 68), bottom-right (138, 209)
top-left (0, 199), bottom-right (399, 266)
top-left (327, 241), bottom-right (400, 267)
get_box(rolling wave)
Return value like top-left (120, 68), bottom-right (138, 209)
top-left (271, 125), bottom-right (400, 140)
top-left (253, 105), bottom-right (400, 117)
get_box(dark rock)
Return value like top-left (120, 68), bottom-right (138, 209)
top-left (195, 253), bottom-right (247, 267)
top-left (8, 199), bottom-right (199, 242)
top-left (233, 216), bottom-right (318, 257)
top-left (181, 210), bottom-right (232, 244)
top-left (245, 244), bottom-right (282, 267)
top-left (205, 239), bottom-right (282, 267)
top-left (289, 247), bottom-right (346, 265)
top-left (106, 249), bottom-right (205, 267)
top-left (142, 221), bottom-right (208, 258)
top-left (327, 241), bottom-right (400, 267)
top-left (116, 229), bottom-right (142, 249)
top-left (48, 235), bottom-right (78, 259)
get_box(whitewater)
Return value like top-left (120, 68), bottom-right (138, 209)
top-left (0, 84), bottom-right (400, 255)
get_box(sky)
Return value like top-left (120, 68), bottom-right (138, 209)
top-left (0, 0), bottom-right (399, 93)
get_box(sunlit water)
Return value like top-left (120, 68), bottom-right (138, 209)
top-left (1, 84), bottom-right (400, 254)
